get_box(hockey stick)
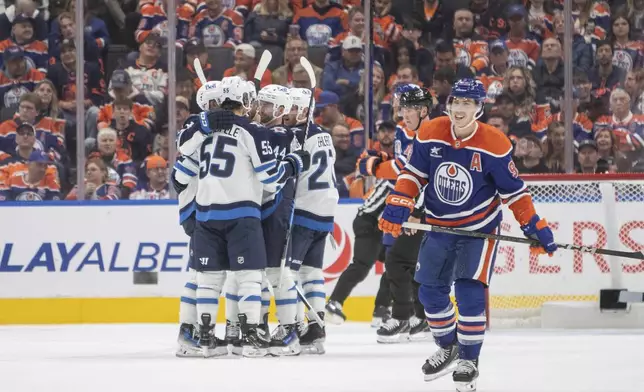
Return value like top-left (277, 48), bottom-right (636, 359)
top-left (275, 57), bottom-right (323, 326)
top-left (253, 50), bottom-right (272, 92)
top-left (193, 58), bottom-right (208, 85)
top-left (402, 222), bottom-right (644, 260)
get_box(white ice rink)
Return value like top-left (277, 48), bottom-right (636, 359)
top-left (0, 323), bottom-right (641, 392)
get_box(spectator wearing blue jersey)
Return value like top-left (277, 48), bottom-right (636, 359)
top-left (322, 35), bottom-right (364, 98)
top-left (48, 12), bottom-right (101, 65)
top-left (0, 0), bottom-right (48, 42)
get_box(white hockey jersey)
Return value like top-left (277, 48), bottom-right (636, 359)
top-left (291, 123), bottom-right (339, 232)
top-left (173, 152), bottom-right (200, 224)
top-left (178, 114), bottom-right (295, 222)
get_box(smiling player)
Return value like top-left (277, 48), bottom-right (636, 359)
top-left (378, 79), bottom-right (557, 391)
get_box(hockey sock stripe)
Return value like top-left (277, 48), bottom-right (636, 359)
top-left (424, 304), bottom-right (455, 320)
top-left (240, 295), bottom-right (262, 302)
top-left (185, 282), bottom-right (197, 291)
top-left (304, 291), bottom-right (326, 298)
top-left (275, 298), bottom-right (299, 305)
top-left (302, 280), bottom-right (325, 286)
top-left (181, 296), bottom-right (197, 305)
top-left (196, 298), bottom-right (219, 304)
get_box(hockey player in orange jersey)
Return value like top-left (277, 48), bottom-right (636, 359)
top-left (379, 79), bottom-right (557, 391)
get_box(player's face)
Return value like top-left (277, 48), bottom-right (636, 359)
top-left (401, 106), bottom-right (422, 130)
top-left (28, 161), bottom-right (47, 180)
top-left (16, 127), bottom-right (35, 148)
top-left (447, 97), bottom-right (479, 129)
top-left (18, 100), bottom-right (37, 122)
top-left (259, 101), bottom-right (277, 124)
top-left (85, 163), bottom-right (104, 184)
top-left (98, 134), bottom-right (117, 155)
top-left (283, 106), bottom-right (298, 126)
top-left (114, 105), bottom-right (131, 122)
top-left (36, 83), bottom-right (53, 106)
top-left (60, 17), bottom-right (75, 39)
top-left (12, 22), bottom-right (33, 42)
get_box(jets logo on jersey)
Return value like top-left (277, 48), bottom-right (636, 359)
top-left (433, 162), bottom-right (473, 206)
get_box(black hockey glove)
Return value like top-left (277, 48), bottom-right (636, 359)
top-left (284, 150), bottom-right (311, 176)
top-left (198, 109), bottom-right (236, 135)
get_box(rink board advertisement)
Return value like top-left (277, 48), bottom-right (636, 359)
top-left (0, 199), bottom-right (643, 324)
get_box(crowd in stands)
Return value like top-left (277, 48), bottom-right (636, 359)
top-left (0, 0), bottom-right (642, 201)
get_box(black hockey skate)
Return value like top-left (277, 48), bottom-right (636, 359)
top-left (371, 305), bottom-right (392, 328)
top-left (409, 316), bottom-right (432, 342)
top-left (299, 312), bottom-right (326, 355)
top-left (325, 300), bottom-right (346, 325)
top-left (422, 343), bottom-right (459, 381)
top-left (453, 359), bottom-right (479, 392)
top-left (269, 324), bottom-right (301, 356)
top-left (175, 323), bottom-right (201, 357)
top-left (197, 314), bottom-right (228, 358)
top-left (238, 313), bottom-right (270, 358)
top-left (225, 319), bottom-right (242, 356)
top-left (376, 318), bottom-right (410, 343)
top-left (259, 312), bottom-right (270, 337)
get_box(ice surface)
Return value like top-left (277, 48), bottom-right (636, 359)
top-left (0, 323), bottom-right (642, 392)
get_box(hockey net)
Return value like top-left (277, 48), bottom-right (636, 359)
top-left (488, 173), bottom-right (644, 328)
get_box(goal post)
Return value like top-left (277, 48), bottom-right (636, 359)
top-left (487, 173), bottom-right (644, 328)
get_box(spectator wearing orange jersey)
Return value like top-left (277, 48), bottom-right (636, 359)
top-left (89, 128), bottom-right (138, 196)
top-left (65, 158), bottom-right (121, 200)
top-left (223, 44), bottom-right (272, 87)
top-left (272, 38), bottom-right (323, 87)
top-left (98, 97), bottom-right (154, 164)
top-left (372, 0), bottom-right (401, 49)
top-left (293, 0), bottom-right (348, 46)
top-left (327, 6), bottom-right (386, 62)
top-left (184, 38), bottom-right (217, 90)
top-left (0, 93), bottom-right (64, 155)
top-left (503, 4), bottom-right (540, 70)
top-left (315, 90), bottom-right (365, 148)
top-left (136, 0), bottom-right (195, 44)
top-left (189, 0), bottom-right (244, 48)
top-left (244, 0), bottom-right (293, 49)
top-left (536, 91), bottom-right (593, 144)
top-left (0, 15), bottom-right (48, 74)
top-left (525, 0), bottom-right (556, 42)
top-left (129, 155), bottom-right (170, 200)
top-left (0, 46), bottom-right (45, 110)
top-left (450, 9), bottom-right (489, 74)
top-left (101, 70), bottom-right (155, 133)
top-left (0, 150), bottom-right (60, 201)
top-left (478, 40), bottom-right (509, 105)
top-left (0, 122), bottom-right (37, 184)
top-left (0, 0), bottom-right (48, 42)
top-left (573, 0), bottom-right (611, 45)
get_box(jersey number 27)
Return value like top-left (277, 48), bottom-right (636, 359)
top-left (199, 136), bottom-right (237, 179)
top-left (308, 149), bottom-right (336, 190)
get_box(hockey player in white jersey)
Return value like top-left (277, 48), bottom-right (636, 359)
top-left (178, 76), bottom-right (311, 358)
top-left (173, 80), bottom-right (231, 357)
top-left (285, 87), bottom-right (339, 354)
top-left (254, 84), bottom-right (303, 356)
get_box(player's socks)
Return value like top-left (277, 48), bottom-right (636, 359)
top-left (453, 359), bottom-right (479, 392)
top-left (376, 318), bottom-right (410, 343)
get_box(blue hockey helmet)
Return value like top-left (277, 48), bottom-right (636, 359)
top-left (450, 78), bottom-right (487, 103)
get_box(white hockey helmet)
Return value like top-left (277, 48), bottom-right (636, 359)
top-left (288, 88), bottom-right (313, 123)
top-left (257, 84), bottom-right (293, 119)
top-left (195, 80), bottom-right (220, 111)
top-left (216, 76), bottom-right (253, 110)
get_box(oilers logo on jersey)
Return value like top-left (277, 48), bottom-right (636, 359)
top-left (508, 49), bottom-right (529, 68)
top-left (202, 24), bottom-right (225, 47)
top-left (306, 24), bottom-right (333, 46)
top-left (433, 162), bottom-right (473, 206)
top-left (612, 50), bottom-right (633, 72)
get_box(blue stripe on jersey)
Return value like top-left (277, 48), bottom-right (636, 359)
top-left (179, 201), bottom-right (195, 224)
top-left (293, 208), bottom-right (334, 232)
top-left (196, 201), bottom-right (261, 221)
top-left (174, 161), bottom-right (197, 177)
top-left (261, 164), bottom-right (285, 184)
top-left (254, 159), bottom-right (277, 173)
top-left (261, 190), bottom-right (283, 220)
